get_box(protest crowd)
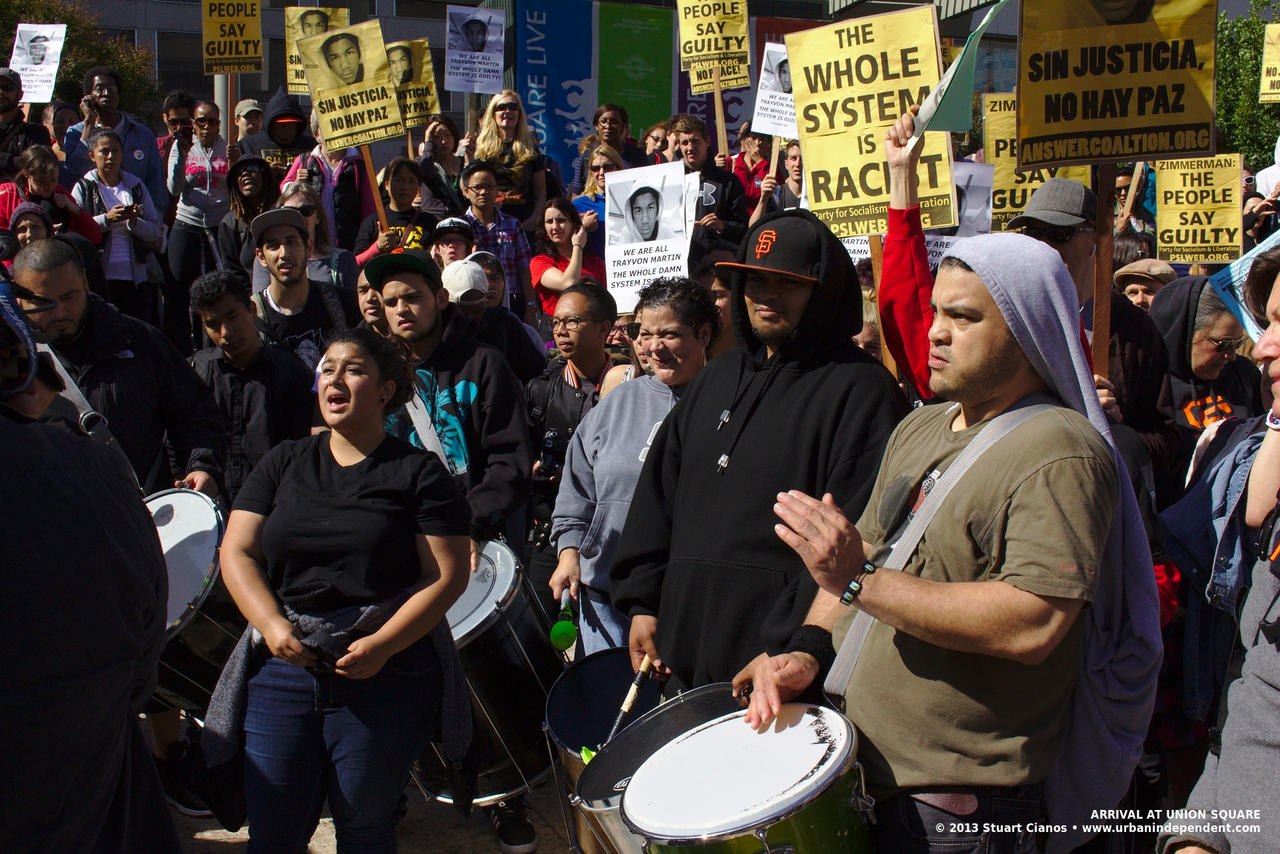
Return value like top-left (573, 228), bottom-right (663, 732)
top-left (4, 2), bottom-right (1280, 854)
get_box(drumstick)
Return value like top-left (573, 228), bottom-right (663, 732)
top-left (603, 654), bottom-right (654, 746)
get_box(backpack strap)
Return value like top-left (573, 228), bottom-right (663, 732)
top-left (317, 281), bottom-right (349, 333)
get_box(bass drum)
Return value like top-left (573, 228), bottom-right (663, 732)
top-left (146, 488), bottom-right (244, 714)
top-left (572, 683), bottom-right (742, 854)
top-left (413, 540), bottom-right (563, 805)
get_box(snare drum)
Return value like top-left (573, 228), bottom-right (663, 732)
top-left (621, 704), bottom-right (873, 854)
top-left (573, 683), bottom-right (743, 854)
top-left (146, 489), bottom-right (244, 714)
top-left (413, 540), bottom-right (563, 805)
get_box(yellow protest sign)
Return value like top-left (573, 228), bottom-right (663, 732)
top-left (1261, 24), bottom-right (1280, 103)
top-left (983, 94), bottom-right (1091, 231)
top-left (688, 57), bottom-right (751, 95)
top-left (387, 39), bottom-right (440, 128)
top-left (286, 7), bottom-right (349, 95)
top-left (1155, 155), bottom-right (1242, 264)
top-left (678, 0), bottom-right (750, 94)
top-left (299, 20), bottom-right (405, 150)
top-left (203, 0), bottom-right (262, 75)
top-left (786, 6), bottom-right (955, 236)
top-left (1017, 0), bottom-right (1215, 169)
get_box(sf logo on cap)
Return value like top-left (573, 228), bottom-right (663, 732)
top-left (754, 229), bottom-right (777, 259)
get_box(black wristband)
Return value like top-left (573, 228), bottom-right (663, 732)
top-left (784, 624), bottom-right (836, 684)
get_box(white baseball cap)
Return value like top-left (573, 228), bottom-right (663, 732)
top-left (442, 260), bottom-right (487, 306)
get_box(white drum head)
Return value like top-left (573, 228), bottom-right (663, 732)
top-left (622, 704), bottom-right (853, 840)
top-left (446, 540), bottom-right (518, 642)
top-left (145, 489), bottom-right (223, 632)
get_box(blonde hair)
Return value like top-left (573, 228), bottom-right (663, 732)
top-left (578, 144), bottom-right (624, 199)
top-left (279, 181), bottom-right (332, 255)
top-left (475, 90), bottom-right (539, 165)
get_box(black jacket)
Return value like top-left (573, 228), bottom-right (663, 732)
top-left (611, 209), bottom-right (909, 690)
top-left (1105, 290), bottom-right (1178, 473)
top-left (525, 356), bottom-right (606, 519)
top-left (386, 305), bottom-right (533, 541)
top-left (0, 118), bottom-right (53, 181)
top-left (687, 159), bottom-right (750, 269)
top-left (41, 296), bottom-right (226, 493)
top-left (474, 306), bottom-right (546, 383)
top-left (191, 343), bottom-right (317, 501)
top-left (237, 88), bottom-right (317, 181)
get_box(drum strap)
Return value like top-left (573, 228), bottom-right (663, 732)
top-left (823, 400), bottom-right (1055, 704)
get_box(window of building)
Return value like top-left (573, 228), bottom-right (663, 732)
top-left (155, 31), bottom-right (205, 95)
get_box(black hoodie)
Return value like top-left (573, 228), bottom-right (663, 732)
top-left (237, 88), bottom-right (318, 179)
top-left (385, 304), bottom-right (533, 541)
top-left (610, 209), bottom-right (909, 690)
top-left (1150, 276), bottom-right (1262, 504)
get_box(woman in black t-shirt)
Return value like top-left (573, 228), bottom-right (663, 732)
top-left (220, 328), bottom-right (470, 850)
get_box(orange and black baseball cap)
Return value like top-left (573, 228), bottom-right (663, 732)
top-left (714, 215), bottom-right (821, 283)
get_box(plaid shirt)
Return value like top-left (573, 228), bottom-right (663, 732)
top-left (466, 208), bottom-right (532, 303)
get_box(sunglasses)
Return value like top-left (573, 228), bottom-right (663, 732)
top-left (1245, 176), bottom-right (1257, 187)
top-left (590, 163), bottom-right (616, 173)
top-left (289, 203), bottom-right (319, 217)
top-left (193, 117), bottom-right (217, 127)
top-left (495, 102), bottom-right (520, 113)
top-left (625, 322), bottom-right (641, 339)
top-left (1206, 334), bottom-right (1245, 353)
top-left (1019, 224), bottom-right (1092, 246)
top-left (166, 117), bottom-right (193, 128)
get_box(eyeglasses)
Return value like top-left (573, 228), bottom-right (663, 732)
top-left (1206, 334), bottom-right (1245, 353)
top-left (465, 182), bottom-right (496, 193)
top-left (1113, 185), bottom-right (1130, 195)
top-left (193, 117), bottom-right (217, 127)
top-left (624, 322), bottom-right (641, 339)
top-left (91, 84), bottom-right (118, 95)
top-left (166, 117), bottom-right (192, 128)
top-left (590, 163), bottom-right (615, 173)
top-left (494, 102), bottom-right (520, 113)
top-left (551, 315), bottom-right (596, 331)
top-left (647, 134), bottom-right (664, 144)
top-left (288, 203), bottom-right (319, 217)
top-left (1245, 176), bottom-right (1257, 187)
top-left (597, 117), bottom-right (623, 127)
top-left (1019, 224), bottom-right (1092, 246)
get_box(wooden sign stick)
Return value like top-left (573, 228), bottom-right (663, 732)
top-left (407, 128), bottom-right (415, 159)
top-left (713, 66), bottom-right (729, 161)
top-left (361, 145), bottom-right (389, 231)
top-left (1092, 164), bottom-right (1116, 378)
top-left (769, 135), bottom-right (782, 177)
top-left (1117, 160), bottom-right (1144, 232)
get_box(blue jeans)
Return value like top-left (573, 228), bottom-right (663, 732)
top-left (578, 587), bottom-right (629, 657)
top-left (243, 638), bottom-right (441, 854)
top-left (871, 783), bottom-right (1041, 854)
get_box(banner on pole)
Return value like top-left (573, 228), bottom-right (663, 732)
top-left (8, 23), bottom-right (66, 102)
top-left (1155, 154), bottom-right (1243, 264)
top-left (388, 39), bottom-right (440, 129)
top-left (203, 0), bottom-right (262, 75)
top-left (677, 0), bottom-right (751, 95)
top-left (299, 20), bottom-right (405, 149)
top-left (752, 41), bottom-right (797, 139)
top-left (286, 7), bottom-right (349, 95)
top-left (444, 5), bottom-right (505, 95)
top-left (786, 6), bottom-right (955, 236)
top-left (983, 93), bottom-right (1091, 231)
top-left (1017, 0), bottom-right (1216, 168)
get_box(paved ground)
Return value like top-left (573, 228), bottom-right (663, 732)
top-left (175, 775), bottom-right (573, 853)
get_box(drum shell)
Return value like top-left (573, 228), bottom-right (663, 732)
top-left (154, 574), bottom-right (244, 713)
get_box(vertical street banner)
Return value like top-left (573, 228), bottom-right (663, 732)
top-left (606, 160), bottom-right (689, 312)
top-left (1154, 154), bottom-right (1242, 264)
top-left (8, 24), bottom-right (66, 102)
top-left (387, 39), bottom-right (440, 129)
top-left (598, 2), bottom-right (673, 144)
top-left (299, 20), bottom-right (405, 149)
top-left (516, 0), bottom-right (594, 191)
top-left (203, 0), bottom-right (262, 75)
top-left (1017, 0), bottom-right (1216, 168)
top-left (286, 7), bottom-right (349, 95)
top-left (752, 41), bottom-right (797, 139)
top-left (444, 5), bottom-right (505, 94)
top-left (983, 93), bottom-right (1092, 230)
top-left (677, 0), bottom-right (751, 95)
top-left (1261, 24), bottom-right (1280, 104)
top-left (786, 6), bottom-right (955, 236)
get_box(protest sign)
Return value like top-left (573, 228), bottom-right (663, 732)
top-left (444, 5), bottom-right (504, 95)
top-left (1017, 0), bottom-right (1216, 168)
top-left (299, 20), bottom-right (405, 150)
top-left (387, 39), bottom-right (440, 128)
top-left (786, 6), bottom-right (955, 237)
top-left (752, 42), bottom-right (797, 139)
top-left (843, 233), bottom-right (954, 271)
top-left (1154, 154), bottom-right (1242, 264)
top-left (203, 0), bottom-right (262, 75)
top-left (1262, 24), bottom-right (1280, 104)
top-left (983, 93), bottom-right (1091, 230)
top-left (286, 7), bottom-right (349, 95)
top-left (678, 0), bottom-right (751, 95)
top-left (8, 24), bottom-right (65, 102)
top-left (1208, 225), bottom-right (1278, 342)
top-left (951, 161), bottom-right (994, 237)
top-left (606, 161), bottom-right (688, 312)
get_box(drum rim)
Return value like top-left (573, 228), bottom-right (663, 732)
top-left (544, 646), bottom-right (638, 757)
top-left (146, 487), bottom-right (225, 636)
top-left (619, 704), bottom-right (856, 845)
top-left (450, 540), bottom-right (521, 645)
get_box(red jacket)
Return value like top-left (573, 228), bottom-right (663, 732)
top-left (732, 154), bottom-right (774, 209)
top-left (878, 205), bottom-right (934, 401)
top-left (0, 180), bottom-right (103, 246)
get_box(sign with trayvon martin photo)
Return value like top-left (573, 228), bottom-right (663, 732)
top-left (386, 39), bottom-right (441, 128)
top-left (1017, 0), bottom-right (1216, 168)
top-left (785, 6), bottom-right (956, 237)
top-left (983, 93), bottom-right (1092, 230)
top-left (752, 41), bottom-right (798, 139)
top-left (444, 5), bottom-right (505, 94)
top-left (298, 20), bottom-right (405, 150)
top-left (202, 0), bottom-right (262, 75)
top-left (677, 0), bottom-right (751, 95)
top-left (8, 24), bottom-right (65, 102)
top-left (286, 7), bottom-right (350, 95)
top-left (606, 160), bottom-right (689, 313)
top-left (1154, 154), bottom-right (1242, 264)
top-left (1261, 24), bottom-right (1280, 103)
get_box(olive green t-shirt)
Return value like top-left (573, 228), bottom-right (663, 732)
top-left (844, 402), bottom-right (1118, 798)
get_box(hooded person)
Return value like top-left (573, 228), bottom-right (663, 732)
top-left (1150, 276), bottom-right (1263, 504)
top-left (235, 87), bottom-right (317, 183)
top-left (609, 208), bottom-right (909, 692)
top-left (624, 184), bottom-right (674, 243)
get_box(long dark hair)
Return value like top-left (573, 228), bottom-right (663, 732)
top-left (324, 328), bottom-right (414, 412)
top-left (535, 197), bottom-right (583, 259)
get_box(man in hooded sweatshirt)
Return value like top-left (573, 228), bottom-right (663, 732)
top-left (736, 231), bottom-right (1161, 854)
top-left (610, 209), bottom-right (908, 692)
top-left (236, 87), bottom-right (317, 185)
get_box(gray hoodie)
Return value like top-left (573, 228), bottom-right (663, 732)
top-left (552, 374), bottom-right (677, 591)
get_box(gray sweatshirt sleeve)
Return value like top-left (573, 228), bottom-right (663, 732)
top-left (551, 410), bottom-right (598, 554)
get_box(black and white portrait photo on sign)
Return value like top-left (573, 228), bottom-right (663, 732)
top-left (387, 44), bottom-right (414, 85)
top-left (606, 160), bottom-right (689, 312)
top-left (444, 5), bottom-right (504, 94)
top-left (319, 31), bottom-right (365, 86)
top-left (758, 42), bottom-right (792, 94)
top-left (751, 41), bottom-right (798, 139)
top-left (8, 23), bottom-right (66, 102)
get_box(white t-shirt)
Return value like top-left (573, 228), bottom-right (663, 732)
top-left (97, 181), bottom-right (137, 281)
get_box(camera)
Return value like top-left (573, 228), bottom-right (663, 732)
top-left (538, 429), bottom-right (565, 480)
